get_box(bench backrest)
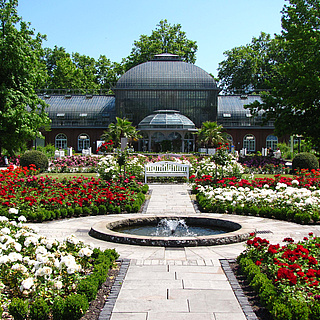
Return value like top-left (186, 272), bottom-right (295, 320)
top-left (145, 161), bottom-right (189, 173)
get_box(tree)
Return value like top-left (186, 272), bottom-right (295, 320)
top-left (101, 117), bottom-right (141, 148)
top-left (123, 19), bottom-right (198, 71)
top-left (0, 0), bottom-right (50, 155)
top-left (217, 32), bottom-right (277, 94)
top-left (247, 0), bottom-right (320, 150)
top-left (195, 121), bottom-right (227, 148)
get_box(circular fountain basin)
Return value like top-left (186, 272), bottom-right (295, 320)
top-left (89, 215), bottom-right (255, 247)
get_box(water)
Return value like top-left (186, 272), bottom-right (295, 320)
top-left (115, 218), bottom-right (228, 237)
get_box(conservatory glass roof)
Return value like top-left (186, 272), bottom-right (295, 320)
top-left (138, 110), bottom-right (195, 129)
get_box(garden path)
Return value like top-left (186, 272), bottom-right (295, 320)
top-left (28, 184), bottom-right (320, 320)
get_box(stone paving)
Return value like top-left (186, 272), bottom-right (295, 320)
top-left (27, 184), bottom-right (320, 320)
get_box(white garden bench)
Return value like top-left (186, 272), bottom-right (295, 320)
top-left (144, 161), bottom-right (190, 183)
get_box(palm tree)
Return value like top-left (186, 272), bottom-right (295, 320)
top-left (101, 117), bottom-right (142, 148)
top-left (196, 121), bottom-right (227, 148)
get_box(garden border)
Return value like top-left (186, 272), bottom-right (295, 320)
top-left (220, 259), bottom-right (258, 320)
top-left (98, 258), bottom-right (130, 320)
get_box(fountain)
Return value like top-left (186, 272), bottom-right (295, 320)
top-left (89, 215), bottom-right (255, 247)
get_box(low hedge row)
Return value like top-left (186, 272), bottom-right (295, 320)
top-left (7, 248), bottom-right (119, 320)
top-left (196, 193), bottom-right (319, 225)
top-left (237, 256), bottom-right (320, 320)
top-left (0, 191), bottom-right (147, 223)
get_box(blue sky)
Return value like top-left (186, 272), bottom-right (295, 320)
top-left (18, 0), bottom-right (286, 76)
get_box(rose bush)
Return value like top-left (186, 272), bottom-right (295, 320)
top-left (238, 233), bottom-right (320, 319)
top-left (0, 214), bottom-right (118, 319)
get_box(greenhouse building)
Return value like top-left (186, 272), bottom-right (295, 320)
top-left (39, 53), bottom-right (279, 153)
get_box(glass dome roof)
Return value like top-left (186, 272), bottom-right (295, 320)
top-left (116, 53), bottom-right (218, 90)
top-left (138, 110), bottom-right (195, 129)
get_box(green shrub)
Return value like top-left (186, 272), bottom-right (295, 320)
top-left (20, 150), bottom-right (49, 172)
top-left (74, 207), bottom-right (82, 216)
top-left (294, 212), bottom-right (311, 224)
top-left (77, 276), bottom-right (99, 301)
top-left (289, 298), bottom-right (309, 320)
top-left (292, 152), bottom-right (319, 171)
top-left (271, 302), bottom-right (292, 320)
top-left (29, 297), bottom-right (50, 320)
top-left (142, 184), bottom-right (149, 193)
top-left (67, 207), bottom-right (74, 217)
top-left (54, 209), bottom-right (61, 219)
top-left (82, 207), bottom-right (90, 216)
top-left (60, 208), bottom-right (68, 218)
top-left (63, 294), bottom-right (89, 320)
top-left (52, 296), bottom-right (65, 320)
top-left (132, 203), bottom-right (140, 212)
top-left (310, 301), bottom-right (320, 320)
top-left (91, 206), bottom-right (99, 215)
top-left (35, 209), bottom-right (46, 222)
top-left (108, 204), bottom-right (115, 213)
top-left (98, 205), bottom-right (107, 215)
top-left (9, 297), bottom-right (29, 320)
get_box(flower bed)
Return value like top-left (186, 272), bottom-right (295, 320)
top-left (0, 216), bottom-right (119, 319)
top-left (48, 155), bottom-right (100, 173)
top-left (192, 171), bottom-right (320, 224)
top-left (0, 166), bottom-right (148, 222)
top-left (238, 233), bottom-right (320, 319)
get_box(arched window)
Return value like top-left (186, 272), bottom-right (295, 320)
top-left (184, 132), bottom-right (194, 152)
top-left (78, 134), bottom-right (90, 151)
top-left (243, 134), bottom-right (256, 152)
top-left (167, 132), bottom-right (182, 141)
top-left (55, 133), bottom-right (67, 150)
top-left (266, 135), bottom-right (278, 151)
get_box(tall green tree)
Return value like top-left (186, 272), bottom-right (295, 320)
top-left (101, 117), bottom-right (141, 148)
top-left (217, 32), bottom-right (277, 93)
top-left (196, 121), bottom-right (227, 148)
top-left (123, 19), bottom-right (198, 71)
top-left (0, 0), bottom-right (50, 155)
top-left (247, 0), bottom-right (320, 150)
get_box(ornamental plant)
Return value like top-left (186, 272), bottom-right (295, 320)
top-left (0, 166), bottom-right (146, 220)
top-left (96, 140), bottom-right (114, 153)
top-left (238, 233), bottom-right (320, 320)
top-left (0, 215), bottom-right (118, 319)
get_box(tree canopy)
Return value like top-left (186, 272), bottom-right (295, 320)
top-left (247, 0), bottom-right (320, 150)
top-left (217, 32), bottom-right (279, 94)
top-left (123, 19), bottom-right (198, 71)
top-left (0, 0), bottom-right (50, 155)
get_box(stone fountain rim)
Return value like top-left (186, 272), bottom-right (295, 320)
top-left (89, 214), bottom-right (256, 247)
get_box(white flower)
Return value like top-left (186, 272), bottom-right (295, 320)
top-left (9, 208), bottom-right (19, 215)
top-left (0, 216), bottom-right (8, 222)
top-left (8, 252), bottom-right (22, 262)
top-left (18, 215), bottom-right (27, 222)
top-left (292, 180), bottom-right (299, 186)
top-left (12, 263), bottom-right (28, 273)
top-left (35, 266), bottom-right (52, 277)
top-left (78, 247), bottom-right (93, 257)
top-left (53, 280), bottom-right (63, 290)
top-left (20, 277), bottom-right (34, 291)
top-left (0, 255), bottom-right (9, 264)
top-left (0, 227), bottom-right (10, 235)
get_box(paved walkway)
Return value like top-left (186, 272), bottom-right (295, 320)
top-left (27, 184), bottom-right (320, 320)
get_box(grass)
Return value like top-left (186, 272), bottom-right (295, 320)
top-left (38, 172), bottom-right (98, 180)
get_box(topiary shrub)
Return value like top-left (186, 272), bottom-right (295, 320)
top-left (8, 297), bottom-right (29, 320)
top-left (20, 150), bottom-right (49, 172)
top-left (52, 296), bottom-right (65, 320)
top-left (292, 152), bottom-right (319, 171)
top-left (29, 297), bottom-right (50, 320)
top-left (63, 294), bottom-right (89, 320)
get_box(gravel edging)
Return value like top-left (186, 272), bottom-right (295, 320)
top-left (220, 259), bottom-right (259, 320)
top-left (98, 258), bottom-right (130, 320)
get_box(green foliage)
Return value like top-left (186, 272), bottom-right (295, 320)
top-left (123, 19), bottom-right (197, 71)
top-left (292, 152), bottom-right (319, 171)
top-left (29, 297), bottom-right (50, 320)
top-left (101, 117), bottom-right (141, 149)
top-left (91, 205), bottom-right (99, 215)
top-left (195, 121), bottom-right (227, 148)
top-left (20, 150), bottom-right (49, 171)
top-left (77, 276), bottom-right (99, 301)
top-left (74, 207), bottom-right (83, 216)
top-left (0, 0), bottom-right (50, 156)
top-left (246, 0), bottom-right (320, 152)
top-left (98, 204), bottom-right (107, 215)
top-left (271, 302), bottom-right (293, 320)
top-left (52, 296), bottom-right (65, 320)
top-left (62, 294), bottom-right (89, 320)
top-left (8, 297), bottom-right (29, 320)
top-left (218, 32), bottom-right (274, 93)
